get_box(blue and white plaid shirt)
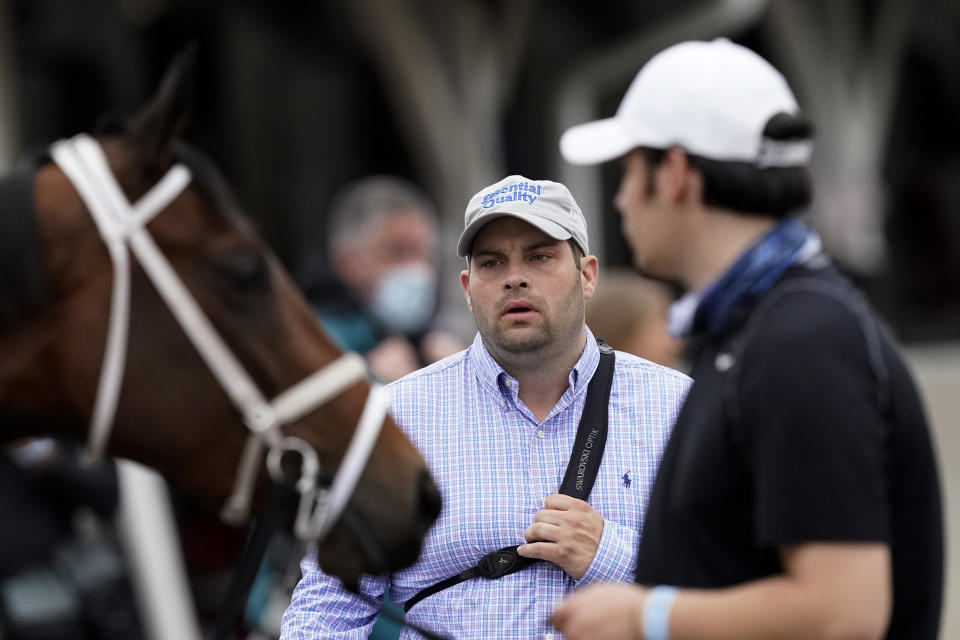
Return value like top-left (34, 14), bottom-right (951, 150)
top-left (281, 327), bottom-right (690, 640)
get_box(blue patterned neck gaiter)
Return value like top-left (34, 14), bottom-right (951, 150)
top-left (692, 218), bottom-right (817, 337)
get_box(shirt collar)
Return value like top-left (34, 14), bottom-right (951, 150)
top-left (468, 326), bottom-right (600, 402)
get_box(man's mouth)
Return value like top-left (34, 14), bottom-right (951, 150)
top-left (501, 300), bottom-right (539, 319)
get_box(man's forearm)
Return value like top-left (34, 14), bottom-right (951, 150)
top-left (552, 543), bottom-right (890, 640)
top-left (667, 577), bottom-right (880, 640)
top-left (663, 544), bottom-right (891, 640)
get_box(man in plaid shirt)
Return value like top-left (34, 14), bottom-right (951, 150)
top-left (281, 175), bottom-right (689, 640)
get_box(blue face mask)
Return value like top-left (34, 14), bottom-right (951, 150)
top-left (369, 262), bottom-right (437, 335)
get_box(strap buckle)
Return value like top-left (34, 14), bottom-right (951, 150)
top-left (476, 546), bottom-right (533, 579)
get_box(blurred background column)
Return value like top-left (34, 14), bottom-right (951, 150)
top-left (0, 0), bottom-right (19, 170)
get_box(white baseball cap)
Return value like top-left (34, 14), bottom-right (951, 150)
top-left (457, 175), bottom-right (589, 257)
top-left (560, 38), bottom-right (811, 167)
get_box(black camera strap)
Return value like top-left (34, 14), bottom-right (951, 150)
top-left (404, 340), bottom-right (615, 613)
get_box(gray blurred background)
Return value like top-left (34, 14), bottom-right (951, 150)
top-left (0, 0), bottom-right (956, 635)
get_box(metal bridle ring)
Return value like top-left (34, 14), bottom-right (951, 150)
top-left (266, 436), bottom-right (320, 494)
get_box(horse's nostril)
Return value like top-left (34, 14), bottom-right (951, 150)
top-left (418, 470), bottom-right (442, 524)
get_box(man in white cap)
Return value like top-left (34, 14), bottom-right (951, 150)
top-left (281, 175), bottom-right (690, 639)
top-left (551, 39), bottom-right (943, 640)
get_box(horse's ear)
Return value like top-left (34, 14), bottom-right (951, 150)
top-left (127, 43), bottom-right (196, 166)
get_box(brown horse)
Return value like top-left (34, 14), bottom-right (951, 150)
top-left (0, 50), bottom-right (440, 587)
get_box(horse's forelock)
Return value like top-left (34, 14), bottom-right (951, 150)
top-left (93, 112), bottom-right (128, 137)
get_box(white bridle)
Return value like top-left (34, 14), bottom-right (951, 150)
top-left (50, 134), bottom-right (388, 542)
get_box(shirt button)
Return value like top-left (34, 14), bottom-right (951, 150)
top-left (545, 634), bottom-right (554, 640)
top-left (498, 399), bottom-right (506, 408)
top-left (536, 429), bottom-right (544, 439)
top-left (504, 379), bottom-right (513, 388)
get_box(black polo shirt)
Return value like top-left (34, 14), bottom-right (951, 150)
top-left (635, 263), bottom-right (943, 639)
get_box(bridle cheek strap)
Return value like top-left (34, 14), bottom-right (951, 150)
top-left (49, 134), bottom-right (386, 541)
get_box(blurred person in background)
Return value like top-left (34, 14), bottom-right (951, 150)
top-left (585, 268), bottom-right (684, 370)
top-left (552, 38), bottom-right (943, 640)
top-left (0, 438), bottom-right (141, 640)
top-left (298, 175), bottom-right (465, 383)
top-left (281, 174), bottom-right (689, 639)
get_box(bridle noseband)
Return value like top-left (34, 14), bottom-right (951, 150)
top-left (50, 134), bottom-right (388, 543)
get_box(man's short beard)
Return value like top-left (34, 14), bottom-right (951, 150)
top-left (472, 273), bottom-right (585, 362)
top-left (489, 316), bottom-right (555, 354)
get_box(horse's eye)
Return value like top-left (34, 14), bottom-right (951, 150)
top-left (216, 248), bottom-right (269, 293)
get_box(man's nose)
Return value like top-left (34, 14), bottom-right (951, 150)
top-left (503, 264), bottom-right (529, 290)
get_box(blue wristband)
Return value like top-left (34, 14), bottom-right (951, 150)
top-left (642, 585), bottom-right (678, 640)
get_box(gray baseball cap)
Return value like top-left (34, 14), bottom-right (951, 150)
top-left (457, 175), bottom-right (589, 257)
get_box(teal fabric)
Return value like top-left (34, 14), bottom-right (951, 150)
top-left (368, 590), bottom-right (403, 639)
top-left (318, 311), bottom-right (380, 355)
